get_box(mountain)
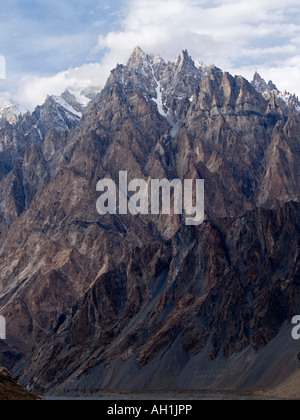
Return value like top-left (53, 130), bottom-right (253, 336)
top-left (251, 71), bottom-right (300, 114)
top-left (0, 100), bottom-right (28, 125)
top-left (0, 86), bottom-right (99, 222)
top-left (0, 86), bottom-right (99, 134)
top-left (0, 47), bottom-right (299, 397)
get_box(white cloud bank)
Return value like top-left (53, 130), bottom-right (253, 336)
top-left (14, 63), bottom-right (103, 110)
top-left (12, 0), bottom-right (300, 109)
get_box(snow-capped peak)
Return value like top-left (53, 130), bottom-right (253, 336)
top-left (0, 98), bottom-right (28, 124)
top-left (65, 89), bottom-right (90, 107)
top-left (195, 59), bottom-right (207, 70)
top-left (49, 86), bottom-right (100, 120)
top-left (153, 55), bottom-right (165, 65)
top-left (51, 95), bottom-right (83, 118)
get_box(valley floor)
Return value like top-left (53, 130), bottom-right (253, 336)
top-left (44, 388), bottom-right (299, 400)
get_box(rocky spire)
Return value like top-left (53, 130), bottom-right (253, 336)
top-left (252, 71), bottom-right (278, 94)
top-left (174, 49), bottom-right (195, 71)
top-left (252, 71), bottom-right (269, 92)
top-left (127, 46), bottom-right (149, 69)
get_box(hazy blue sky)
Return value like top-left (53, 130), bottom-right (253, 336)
top-left (1, 0), bottom-right (300, 108)
top-left (0, 0), bottom-right (121, 74)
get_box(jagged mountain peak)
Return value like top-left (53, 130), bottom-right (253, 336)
top-left (251, 71), bottom-right (300, 113)
top-left (153, 54), bottom-right (165, 64)
top-left (97, 47), bottom-right (300, 144)
top-left (106, 47), bottom-right (209, 128)
top-left (252, 71), bottom-right (278, 93)
top-left (125, 47), bottom-right (205, 75)
top-left (176, 49), bottom-right (195, 68)
top-left (0, 99), bottom-right (28, 125)
top-left (127, 46), bottom-right (150, 68)
top-left (132, 45), bottom-right (146, 56)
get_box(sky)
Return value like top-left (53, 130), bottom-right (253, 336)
top-left (0, 0), bottom-right (300, 110)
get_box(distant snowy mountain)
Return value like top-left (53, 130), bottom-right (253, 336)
top-left (0, 86), bottom-right (100, 128)
top-left (0, 86), bottom-right (100, 181)
top-left (60, 86), bottom-right (100, 114)
top-left (0, 100), bottom-right (28, 125)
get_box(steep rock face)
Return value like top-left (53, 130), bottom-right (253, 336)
top-left (257, 114), bottom-right (300, 206)
top-left (0, 48), bottom-right (299, 394)
top-left (16, 202), bottom-right (300, 393)
top-left (0, 88), bottom-right (99, 231)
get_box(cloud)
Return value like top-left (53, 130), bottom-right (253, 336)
top-left (232, 55), bottom-right (300, 97)
top-left (0, 91), bottom-right (11, 109)
top-left (0, 0), bottom-right (121, 108)
top-left (10, 0), bottom-right (300, 108)
top-left (95, 0), bottom-right (300, 95)
top-left (14, 64), bottom-right (103, 109)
